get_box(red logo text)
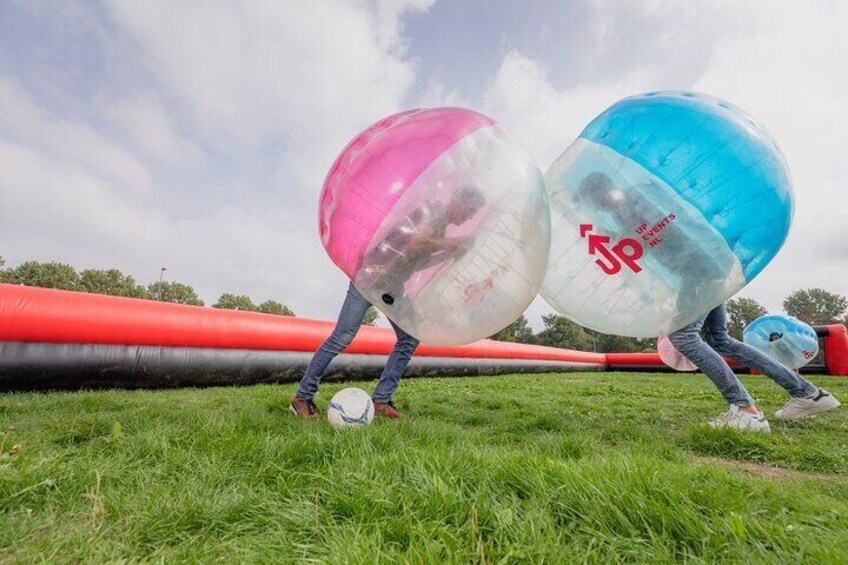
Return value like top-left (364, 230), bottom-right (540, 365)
top-left (580, 224), bottom-right (643, 275)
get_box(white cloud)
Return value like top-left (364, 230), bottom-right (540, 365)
top-left (0, 140), bottom-right (156, 268)
top-left (481, 50), bottom-right (658, 169)
top-left (374, 0), bottom-right (436, 53)
top-left (105, 0), bottom-right (432, 147)
top-left (104, 96), bottom-right (207, 166)
top-left (0, 76), bottom-right (153, 200)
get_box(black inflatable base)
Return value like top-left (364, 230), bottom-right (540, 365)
top-left (0, 342), bottom-right (602, 392)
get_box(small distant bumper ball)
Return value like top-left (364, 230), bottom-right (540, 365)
top-left (744, 315), bottom-right (819, 369)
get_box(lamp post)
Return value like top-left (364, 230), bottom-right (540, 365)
top-left (157, 267), bottom-right (167, 300)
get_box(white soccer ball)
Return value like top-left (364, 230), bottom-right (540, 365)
top-left (327, 388), bottom-right (374, 430)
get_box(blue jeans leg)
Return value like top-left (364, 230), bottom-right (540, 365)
top-left (295, 283), bottom-right (371, 400)
top-left (372, 320), bottom-right (420, 403)
top-left (702, 304), bottom-right (817, 399)
top-left (669, 307), bottom-right (754, 407)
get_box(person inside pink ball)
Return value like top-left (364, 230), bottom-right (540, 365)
top-left (359, 185), bottom-right (485, 309)
top-left (291, 186), bottom-right (485, 420)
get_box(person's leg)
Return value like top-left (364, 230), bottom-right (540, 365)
top-left (371, 320), bottom-right (420, 406)
top-left (668, 306), bottom-right (754, 407)
top-left (669, 310), bottom-right (755, 408)
top-left (702, 304), bottom-right (817, 399)
top-left (295, 283), bottom-right (371, 400)
top-left (670, 308), bottom-right (769, 431)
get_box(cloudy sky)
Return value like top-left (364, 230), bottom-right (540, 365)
top-left (1, 0), bottom-right (846, 329)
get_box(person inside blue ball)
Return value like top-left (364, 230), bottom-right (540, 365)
top-left (669, 304), bottom-right (840, 431)
top-left (575, 171), bottom-right (729, 322)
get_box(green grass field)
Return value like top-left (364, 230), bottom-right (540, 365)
top-left (2, 372), bottom-right (847, 563)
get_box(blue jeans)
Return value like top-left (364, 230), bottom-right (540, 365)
top-left (296, 283), bottom-right (419, 403)
top-left (669, 304), bottom-right (817, 407)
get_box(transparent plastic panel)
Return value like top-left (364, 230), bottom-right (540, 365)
top-left (542, 139), bottom-right (745, 338)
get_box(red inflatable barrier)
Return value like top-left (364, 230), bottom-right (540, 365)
top-left (605, 352), bottom-right (662, 367)
top-left (605, 352), bottom-right (744, 371)
top-left (824, 324), bottom-right (848, 376)
top-left (0, 284), bottom-right (604, 364)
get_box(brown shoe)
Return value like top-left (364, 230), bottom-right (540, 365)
top-left (373, 400), bottom-right (404, 419)
top-left (290, 395), bottom-right (320, 418)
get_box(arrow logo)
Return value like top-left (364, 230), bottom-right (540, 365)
top-left (578, 224), bottom-right (644, 276)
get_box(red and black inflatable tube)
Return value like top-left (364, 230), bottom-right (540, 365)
top-left (0, 284), bottom-right (605, 390)
top-left (0, 284), bottom-right (844, 392)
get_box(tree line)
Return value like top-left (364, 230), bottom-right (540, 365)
top-left (1, 257), bottom-right (843, 344)
top-left (0, 257), bottom-right (385, 324)
top-left (0, 256), bottom-right (297, 313)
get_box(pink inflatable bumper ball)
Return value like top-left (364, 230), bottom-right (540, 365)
top-left (657, 335), bottom-right (697, 372)
top-left (319, 108), bottom-right (550, 346)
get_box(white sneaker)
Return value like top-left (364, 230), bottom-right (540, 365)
top-left (775, 389), bottom-right (840, 421)
top-left (709, 405), bottom-right (771, 433)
